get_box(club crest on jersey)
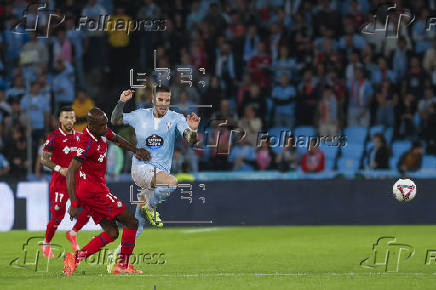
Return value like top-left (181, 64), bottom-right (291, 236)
top-left (166, 121), bottom-right (172, 131)
top-left (77, 148), bottom-right (85, 157)
top-left (146, 134), bottom-right (164, 150)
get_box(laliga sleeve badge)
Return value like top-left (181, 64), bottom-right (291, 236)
top-left (54, 205), bottom-right (60, 211)
top-left (117, 201), bottom-right (122, 208)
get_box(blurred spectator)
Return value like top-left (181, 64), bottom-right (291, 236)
top-left (239, 83), bottom-right (267, 123)
top-left (19, 32), bottom-right (48, 69)
top-left (228, 139), bottom-right (256, 171)
top-left (248, 42), bottom-right (271, 89)
top-left (347, 67), bottom-right (372, 127)
top-left (272, 46), bottom-right (297, 82)
top-left (243, 25), bottom-right (260, 63)
top-left (407, 56), bottom-right (426, 98)
top-left (107, 143), bottom-right (124, 179)
top-left (0, 90), bottom-right (11, 124)
top-left (174, 90), bottom-right (197, 116)
top-left (367, 133), bottom-right (390, 170)
top-left (52, 59), bottom-right (75, 108)
top-left (423, 103), bottom-right (436, 155)
top-left (5, 75), bottom-right (26, 102)
top-left (423, 39), bottom-right (436, 75)
top-left (72, 89), bottom-right (94, 132)
top-left (107, 6), bottom-right (132, 87)
top-left (215, 41), bottom-right (236, 98)
top-left (315, 86), bottom-right (341, 136)
top-left (171, 147), bottom-right (184, 174)
top-left (0, 150), bottom-right (10, 177)
top-left (238, 105), bottom-right (262, 147)
top-left (20, 82), bottom-right (49, 144)
top-left (371, 57), bottom-right (396, 84)
top-left (375, 81), bottom-right (397, 128)
top-left (53, 29), bottom-right (73, 65)
top-left (398, 92), bottom-right (417, 139)
top-left (398, 141), bottom-right (423, 175)
top-left (391, 37), bottom-right (410, 83)
top-left (3, 125), bottom-right (28, 178)
top-left (210, 99), bottom-right (238, 127)
top-left (297, 69), bottom-right (318, 126)
top-left (201, 76), bottom-right (223, 120)
top-left (256, 137), bottom-right (275, 171)
top-left (276, 136), bottom-right (299, 172)
top-left (65, 17), bottom-right (86, 88)
top-left (271, 74), bottom-right (296, 128)
top-left (301, 139), bottom-right (325, 173)
top-left (82, 0), bottom-right (108, 71)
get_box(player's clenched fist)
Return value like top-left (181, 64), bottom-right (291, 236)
top-left (119, 89), bottom-right (135, 102)
top-left (135, 148), bottom-right (151, 162)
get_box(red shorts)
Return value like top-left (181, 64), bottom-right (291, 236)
top-left (49, 183), bottom-right (68, 222)
top-left (76, 183), bottom-right (126, 225)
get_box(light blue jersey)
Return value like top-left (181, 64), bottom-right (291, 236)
top-left (123, 108), bottom-right (189, 173)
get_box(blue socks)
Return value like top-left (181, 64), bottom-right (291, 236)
top-left (152, 186), bottom-right (177, 205)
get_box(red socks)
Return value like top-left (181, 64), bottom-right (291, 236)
top-left (77, 232), bottom-right (114, 262)
top-left (73, 210), bottom-right (90, 232)
top-left (44, 219), bottom-right (60, 243)
top-left (119, 228), bottom-right (137, 267)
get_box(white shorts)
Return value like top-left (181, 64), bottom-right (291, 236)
top-left (131, 163), bottom-right (163, 197)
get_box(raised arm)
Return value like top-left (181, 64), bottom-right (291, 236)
top-left (111, 133), bottom-right (151, 162)
top-left (111, 89), bottom-right (135, 125)
top-left (66, 158), bottom-right (82, 220)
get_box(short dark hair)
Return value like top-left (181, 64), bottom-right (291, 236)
top-left (156, 86), bottom-right (170, 94)
top-left (58, 106), bottom-right (74, 117)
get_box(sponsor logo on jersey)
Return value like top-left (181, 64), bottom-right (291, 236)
top-left (76, 148), bottom-right (85, 157)
top-left (62, 146), bottom-right (77, 154)
top-left (146, 134), bottom-right (164, 150)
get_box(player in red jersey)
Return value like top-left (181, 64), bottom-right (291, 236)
top-left (63, 108), bottom-right (151, 275)
top-left (41, 106), bottom-right (91, 257)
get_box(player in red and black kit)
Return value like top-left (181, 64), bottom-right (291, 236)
top-left (41, 106), bottom-right (91, 257)
top-left (63, 108), bottom-right (151, 275)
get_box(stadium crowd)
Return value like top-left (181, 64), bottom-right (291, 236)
top-left (0, 0), bottom-right (435, 179)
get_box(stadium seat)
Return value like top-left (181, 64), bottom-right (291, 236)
top-left (344, 126), bottom-right (368, 144)
top-left (324, 156), bottom-right (335, 170)
top-left (369, 125), bottom-right (385, 136)
top-left (294, 126), bottom-right (316, 138)
top-left (337, 157), bottom-right (360, 172)
top-left (385, 128), bottom-right (393, 143)
top-left (319, 143), bottom-right (338, 160)
top-left (392, 140), bottom-right (411, 158)
top-left (340, 143), bottom-right (364, 158)
top-left (422, 155), bottom-right (436, 169)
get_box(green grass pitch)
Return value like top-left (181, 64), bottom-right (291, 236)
top-left (2, 225), bottom-right (436, 289)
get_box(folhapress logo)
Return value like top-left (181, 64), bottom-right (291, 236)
top-left (12, 1), bottom-right (65, 38)
top-left (361, 3), bottom-right (415, 38)
top-left (360, 236), bottom-right (415, 272)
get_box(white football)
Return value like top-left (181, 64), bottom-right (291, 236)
top-left (393, 179), bottom-right (417, 202)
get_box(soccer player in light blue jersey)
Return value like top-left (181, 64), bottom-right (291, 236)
top-left (112, 86), bottom-right (200, 225)
top-left (107, 87), bottom-right (200, 271)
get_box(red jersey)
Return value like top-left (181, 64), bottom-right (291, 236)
top-left (43, 128), bottom-right (81, 191)
top-left (74, 127), bottom-right (114, 194)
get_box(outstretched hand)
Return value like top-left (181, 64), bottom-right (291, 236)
top-left (186, 112), bottom-right (200, 131)
top-left (135, 148), bottom-right (151, 162)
